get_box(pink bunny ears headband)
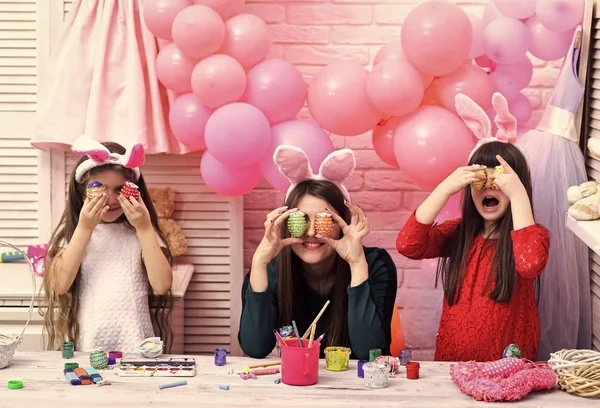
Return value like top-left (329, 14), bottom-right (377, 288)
top-left (71, 136), bottom-right (145, 183)
top-left (273, 145), bottom-right (356, 201)
top-left (455, 92), bottom-right (518, 160)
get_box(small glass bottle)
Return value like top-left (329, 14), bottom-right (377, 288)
top-left (214, 348), bottom-right (227, 366)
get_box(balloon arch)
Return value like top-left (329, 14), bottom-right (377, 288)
top-left (143, 0), bottom-right (584, 197)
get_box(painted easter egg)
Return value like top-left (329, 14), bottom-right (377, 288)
top-left (287, 211), bottom-right (306, 238)
top-left (315, 212), bottom-right (333, 236)
top-left (120, 181), bottom-right (140, 200)
top-left (502, 343), bottom-right (521, 359)
top-left (90, 347), bottom-right (108, 370)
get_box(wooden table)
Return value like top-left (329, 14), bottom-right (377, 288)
top-left (0, 352), bottom-right (594, 407)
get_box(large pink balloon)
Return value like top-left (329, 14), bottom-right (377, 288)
top-left (191, 54), bottom-right (246, 109)
top-left (488, 71), bottom-right (520, 102)
top-left (156, 43), bottom-right (197, 93)
top-left (394, 106), bottom-right (474, 190)
top-left (467, 14), bottom-right (485, 59)
top-left (143, 0), bottom-right (192, 40)
top-left (201, 152), bottom-right (261, 197)
top-left (367, 60), bottom-right (424, 117)
top-left (172, 5), bottom-right (225, 59)
top-left (508, 93), bottom-right (532, 124)
top-left (484, 18), bottom-right (532, 64)
top-left (372, 117), bottom-right (401, 168)
top-left (193, 0), bottom-right (245, 20)
top-left (242, 59), bottom-right (307, 125)
top-left (401, 1), bottom-right (472, 76)
top-left (259, 120), bottom-right (334, 191)
top-left (169, 93), bottom-right (212, 151)
top-left (204, 103), bottom-right (271, 167)
top-left (492, 0), bottom-right (536, 20)
top-left (474, 55), bottom-right (496, 71)
top-left (525, 16), bottom-right (573, 61)
top-left (373, 41), bottom-right (406, 66)
top-left (436, 65), bottom-right (493, 114)
top-left (482, 2), bottom-right (503, 26)
top-left (494, 57), bottom-right (533, 90)
top-left (219, 14), bottom-right (271, 70)
top-left (536, 0), bottom-right (584, 33)
top-left (437, 192), bottom-right (462, 222)
top-left (308, 62), bottom-right (381, 136)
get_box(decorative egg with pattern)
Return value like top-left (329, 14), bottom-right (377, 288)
top-left (315, 212), bottom-right (334, 236)
top-left (491, 166), bottom-right (506, 190)
top-left (471, 169), bottom-right (487, 190)
top-left (121, 181), bottom-right (140, 200)
top-left (502, 343), bottom-right (521, 359)
top-left (90, 347), bottom-right (108, 370)
top-left (287, 212), bottom-right (306, 238)
top-left (86, 181), bottom-right (106, 199)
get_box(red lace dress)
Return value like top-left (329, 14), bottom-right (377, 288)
top-left (396, 213), bottom-right (550, 362)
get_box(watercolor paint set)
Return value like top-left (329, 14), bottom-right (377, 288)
top-left (116, 358), bottom-right (196, 377)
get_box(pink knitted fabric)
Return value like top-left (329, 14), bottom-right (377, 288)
top-left (450, 358), bottom-right (557, 402)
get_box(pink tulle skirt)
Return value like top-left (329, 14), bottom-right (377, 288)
top-left (34, 0), bottom-right (189, 154)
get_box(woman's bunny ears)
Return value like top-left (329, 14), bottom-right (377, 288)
top-left (71, 136), bottom-right (145, 182)
top-left (455, 92), bottom-right (517, 160)
top-left (273, 145), bottom-right (356, 201)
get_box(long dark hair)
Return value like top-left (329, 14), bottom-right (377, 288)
top-left (277, 179), bottom-right (352, 347)
top-left (436, 142), bottom-right (533, 306)
top-left (42, 142), bottom-right (174, 352)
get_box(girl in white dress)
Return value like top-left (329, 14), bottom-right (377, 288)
top-left (42, 137), bottom-right (174, 353)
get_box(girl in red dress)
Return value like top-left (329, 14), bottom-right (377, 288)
top-left (397, 94), bottom-right (549, 362)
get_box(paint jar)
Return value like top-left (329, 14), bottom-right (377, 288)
top-left (281, 339), bottom-right (319, 386)
top-left (400, 348), bottom-right (412, 366)
top-left (363, 362), bottom-right (390, 388)
top-left (369, 348), bottom-right (381, 362)
top-left (406, 361), bottom-right (420, 380)
top-left (324, 347), bottom-right (351, 371)
top-left (357, 360), bottom-right (367, 378)
top-left (62, 342), bottom-right (74, 359)
top-left (214, 348), bottom-right (227, 366)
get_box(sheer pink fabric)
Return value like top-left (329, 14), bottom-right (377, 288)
top-left (34, 0), bottom-right (190, 154)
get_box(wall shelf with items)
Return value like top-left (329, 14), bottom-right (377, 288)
top-left (566, 214), bottom-right (600, 257)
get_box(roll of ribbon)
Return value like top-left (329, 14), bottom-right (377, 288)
top-left (108, 351), bottom-right (122, 359)
top-left (7, 380), bottom-right (23, 389)
top-left (64, 362), bottom-right (79, 370)
top-left (62, 342), bottom-right (74, 359)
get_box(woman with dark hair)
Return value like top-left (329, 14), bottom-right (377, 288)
top-left (238, 146), bottom-right (398, 360)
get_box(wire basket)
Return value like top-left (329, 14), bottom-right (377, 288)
top-left (548, 349), bottom-right (600, 398)
top-left (0, 240), bottom-right (36, 369)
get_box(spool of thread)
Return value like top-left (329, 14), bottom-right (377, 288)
top-left (357, 360), bottom-right (367, 378)
top-left (90, 347), bottom-right (108, 370)
top-left (369, 348), bottom-right (381, 362)
top-left (62, 342), bottom-right (74, 359)
top-left (214, 348), bottom-right (227, 366)
top-left (400, 348), bottom-right (412, 366)
top-left (107, 357), bottom-right (117, 365)
top-left (108, 351), bottom-right (122, 359)
top-left (406, 361), bottom-right (420, 380)
top-left (64, 362), bottom-right (79, 370)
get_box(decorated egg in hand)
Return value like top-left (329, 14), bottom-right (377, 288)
top-left (471, 169), bottom-right (487, 190)
top-left (120, 181), bottom-right (140, 200)
top-left (315, 212), bottom-right (334, 236)
top-left (287, 211), bottom-right (306, 238)
top-left (491, 166), bottom-right (506, 190)
top-left (86, 181), bottom-right (106, 199)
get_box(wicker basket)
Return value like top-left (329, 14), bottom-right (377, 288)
top-left (0, 240), bottom-right (36, 369)
top-left (548, 349), bottom-right (600, 398)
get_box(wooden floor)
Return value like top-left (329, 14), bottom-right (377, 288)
top-left (0, 352), bottom-right (595, 407)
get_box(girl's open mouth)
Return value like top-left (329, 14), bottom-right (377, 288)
top-left (482, 196), bottom-right (499, 212)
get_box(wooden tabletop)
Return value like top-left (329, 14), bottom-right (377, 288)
top-left (0, 351), bottom-right (594, 407)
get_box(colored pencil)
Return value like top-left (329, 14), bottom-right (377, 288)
top-left (246, 361), bottom-right (281, 370)
top-left (273, 330), bottom-right (288, 347)
top-left (291, 320), bottom-right (303, 347)
top-left (308, 322), bottom-right (317, 348)
top-left (302, 300), bottom-right (330, 339)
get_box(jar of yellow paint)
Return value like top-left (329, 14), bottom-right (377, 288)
top-left (324, 347), bottom-right (351, 371)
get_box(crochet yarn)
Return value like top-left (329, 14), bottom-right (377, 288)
top-left (90, 347), bottom-right (108, 370)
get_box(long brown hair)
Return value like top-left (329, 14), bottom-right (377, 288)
top-left (277, 179), bottom-right (352, 347)
top-left (437, 141), bottom-right (534, 306)
top-left (41, 142), bottom-right (174, 351)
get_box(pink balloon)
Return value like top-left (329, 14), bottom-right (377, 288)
top-left (467, 14), bottom-right (485, 59)
top-left (401, 1), bottom-right (472, 76)
top-left (482, 2), bottom-right (503, 26)
top-left (394, 106), bottom-right (474, 190)
top-left (191, 54), bottom-right (246, 109)
top-left (308, 62), bottom-right (381, 136)
top-left (492, 0), bottom-right (536, 20)
top-left (193, 0), bottom-right (245, 20)
top-left (372, 117), bottom-right (401, 168)
top-left (525, 16), bottom-right (573, 61)
top-left (367, 60), bottom-right (424, 117)
top-left (437, 192), bottom-right (462, 222)
top-left (421, 81), bottom-right (442, 106)
top-left (517, 126), bottom-right (531, 139)
top-left (169, 93), bottom-right (212, 150)
top-left (172, 5), bottom-right (225, 59)
top-left (242, 59), bottom-right (307, 125)
top-left (536, 0), bottom-right (584, 33)
top-left (475, 55), bottom-right (496, 71)
top-left (219, 14), bottom-right (271, 70)
top-left (484, 18), bottom-right (532, 64)
top-left (488, 71), bottom-right (520, 102)
top-left (143, 0), bottom-right (192, 41)
top-left (373, 41), bottom-right (406, 66)
top-left (201, 152), bottom-right (261, 197)
top-left (508, 93), bottom-right (532, 124)
top-left (436, 65), bottom-right (493, 114)
top-left (155, 43), bottom-right (197, 93)
top-left (494, 57), bottom-right (533, 89)
top-left (259, 120), bottom-right (334, 191)
top-left (205, 102), bottom-right (271, 167)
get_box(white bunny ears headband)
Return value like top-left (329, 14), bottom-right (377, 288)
top-left (455, 92), bottom-right (518, 160)
top-left (71, 136), bottom-right (145, 183)
top-left (273, 145), bottom-right (356, 201)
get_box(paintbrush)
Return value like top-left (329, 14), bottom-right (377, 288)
top-left (291, 320), bottom-right (303, 348)
top-left (273, 330), bottom-right (288, 347)
top-left (302, 300), bottom-right (330, 339)
top-left (308, 322), bottom-right (317, 348)
top-left (242, 361), bottom-right (281, 374)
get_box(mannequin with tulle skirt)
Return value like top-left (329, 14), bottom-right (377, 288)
top-left (33, 0), bottom-right (189, 154)
top-left (518, 26), bottom-right (591, 360)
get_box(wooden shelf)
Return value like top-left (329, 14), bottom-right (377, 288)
top-left (566, 214), bottom-right (600, 256)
